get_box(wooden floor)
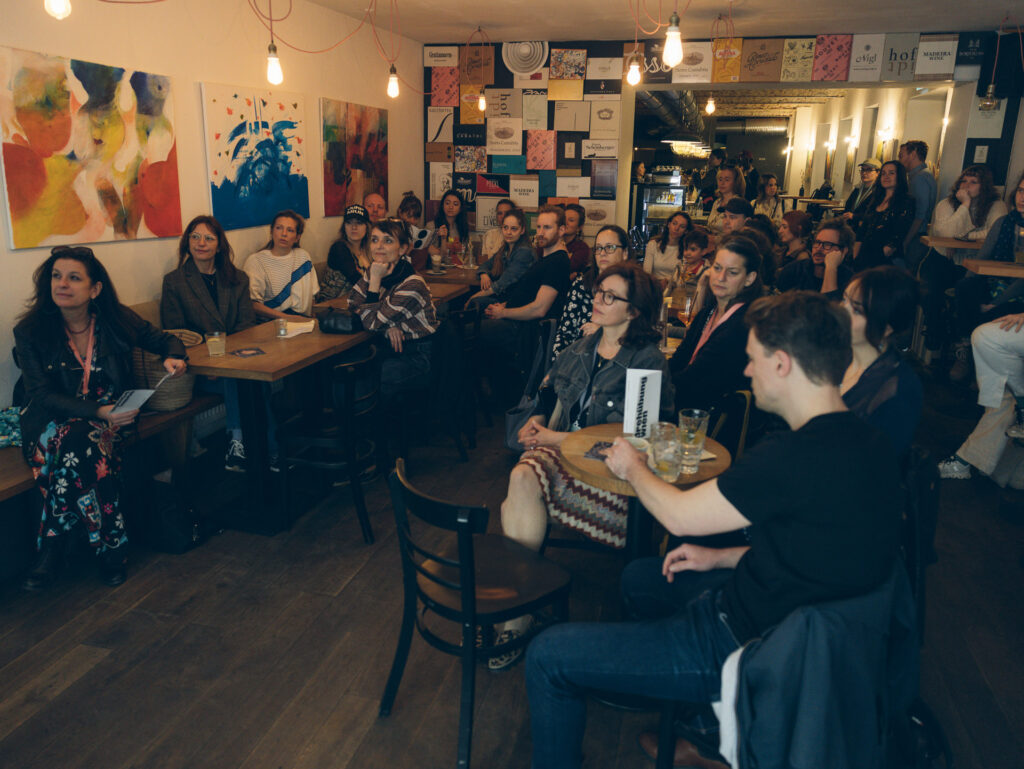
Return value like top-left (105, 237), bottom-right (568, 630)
top-left (0, 377), bottom-right (1022, 769)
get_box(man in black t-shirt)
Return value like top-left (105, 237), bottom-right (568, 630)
top-left (525, 292), bottom-right (901, 769)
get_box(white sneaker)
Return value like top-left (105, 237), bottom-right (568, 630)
top-left (937, 456), bottom-right (971, 480)
top-left (225, 440), bottom-right (246, 472)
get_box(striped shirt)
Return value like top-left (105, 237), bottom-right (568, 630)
top-left (245, 248), bottom-right (319, 315)
top-left (349, 259), bottom-right (438, 340)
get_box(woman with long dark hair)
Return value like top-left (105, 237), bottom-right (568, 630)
top-left (319, 204), bottom-right (372, 301)
top-left (706, 164), bottom-right (746, 234)
top-left (161, 215), bottom-right (256, 471)
top-left (644, 211), bottom-right (691, 283)
top-left (16, 247), bottom-right (187, 589)
top-left (428, 190), bottom-right (470, 260)
top-left (470, 207), bottom-right (535, 306)
top-left (493, 263), bottom-right (674, 668)
top-left (551, 224), bottom-right (632, 359)
top-left (752, 173), bottom-right (784, 226)
top-left (669, 234), bottom-right (762, 411)
top-left (853, 160), bottom-right (915, 272)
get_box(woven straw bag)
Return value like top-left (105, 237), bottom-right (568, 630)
top-left (132, 329), bottom-right (202, 411)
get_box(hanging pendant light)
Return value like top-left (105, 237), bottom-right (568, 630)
top-left (266, 42), bottom-right (283, 85)
top-left (705, 95), bottom-right (716, 115)
top-left (626, 53), bottom-right (642, 86)
top-left (386, 64), bottom-right (400, 98)
top-left (44, 0), bottom-right (72, 20)
top-left (478, 92), bottom-right (487, 111)
top-left (663, 11), bottom-right (683, 68)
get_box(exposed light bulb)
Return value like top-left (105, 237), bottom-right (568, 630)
top-left (266, 42), bottom-right (283, 85)
top-left (478, 93), bottom-right (487, 112)
top-left (44, 0), bottom-right (72, 20)
top-left (663, 12), bottom-right (683, 68)
top-left (704, 96), bottom-right (716, 115)
top-left (626, 57), bottom-right (642, 86)
top-left (386, 65), bottom-right (399, 98)
top-left (783, 145), bottom-right (793, 155)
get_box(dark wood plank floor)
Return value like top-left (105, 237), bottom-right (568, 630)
top-left (0, 378), bottom-right (1021, 769)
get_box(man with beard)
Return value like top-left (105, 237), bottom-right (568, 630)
top-left (777, 219), bottom-right (854, 299)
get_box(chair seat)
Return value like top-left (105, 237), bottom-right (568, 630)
top-left (419, 534), bottom-right (571, 616)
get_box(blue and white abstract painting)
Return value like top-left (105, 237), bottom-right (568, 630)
top-left (201, 83), bottom-right (309, 230)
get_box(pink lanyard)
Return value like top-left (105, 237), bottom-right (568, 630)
top-left (65, 318), bottom-right (96, 396)
top-left (690, 303), bottom-right (743, 365)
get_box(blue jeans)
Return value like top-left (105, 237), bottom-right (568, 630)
top-left (525, 577), bottom-right (740, 769)
top-left (196, 376), bottom-right (242, 436)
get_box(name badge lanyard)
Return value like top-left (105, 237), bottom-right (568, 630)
top-left (65, 318), bottom-right (96, 396)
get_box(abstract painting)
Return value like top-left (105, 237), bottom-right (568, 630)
top-left (320, 96), bottom-right (387, 217)
top-left (0, 46), bottom-right (182, 249)
top-left (201, 83), bottom-right (309, 230)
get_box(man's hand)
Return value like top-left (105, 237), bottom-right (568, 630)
top-left (824, 248), bottom-right (844, 271)
top-left (386, 326), bottom-right (404, 352)
top-left (485, 302), bottom-right (507, 319)
top-left (661, 543), bottom-right (723, 581)
top-left (604, 437), bottom-right (649, 483)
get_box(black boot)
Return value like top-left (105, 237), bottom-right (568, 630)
top-left (21, 537), bottom-right (62, 592)
top-left (98, 549), bottom-right (127, 587)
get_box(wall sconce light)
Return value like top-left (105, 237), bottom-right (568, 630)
top-left (44, 0), bottom-right (72, 20)
top-left (783, 145), bottom-right (793, 155)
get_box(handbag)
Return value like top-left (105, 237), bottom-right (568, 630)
top-left (318, 308), bottom-right (363, 334)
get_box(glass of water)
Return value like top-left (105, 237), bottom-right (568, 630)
top-left (678, 408), bottom-right (710, 475)
top-left (205, 331), bottom-right (225, 356)
top-left (649, 421), bottom-right (683, 482)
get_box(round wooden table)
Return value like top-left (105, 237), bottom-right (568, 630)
top-left (559, 423), bottom-right (731, 558)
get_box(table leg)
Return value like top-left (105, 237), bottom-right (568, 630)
top-left (228, 379), bottom-right (286, 536)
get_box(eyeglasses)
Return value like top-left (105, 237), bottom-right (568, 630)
top-left (189, 233), bottom-right (217, 244)
top-left (592, 288), bottom-right (631, 306)
top-left (811, 239), bottom-right (842, 252)
top-left (593, 244), bottom-right (624, 255)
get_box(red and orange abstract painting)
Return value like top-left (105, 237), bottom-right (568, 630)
top-left (0, 46), bottom-right (182, 249)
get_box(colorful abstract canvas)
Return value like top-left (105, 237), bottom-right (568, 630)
top-left (526, 130), bottom-right (556, 171)
top-left (202, 84), bottom-right (308, 230)
top-left (454, 145), bottom-right (486, 173)
top-left (0, 46), bottom-right (182, 248)
top-left (431, 67), bottom-right (459, 107)
top-left (550, 49), bottom-right (587, 80)
top-left (813, 35), bottom-right (852, 81)
top-left (320, 96), bottom-right (387, 217)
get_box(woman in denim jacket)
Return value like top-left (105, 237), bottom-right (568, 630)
top-left (487, 263), bottom-right (673, 670)
top-left (468, 208), bottom-right (536, 307)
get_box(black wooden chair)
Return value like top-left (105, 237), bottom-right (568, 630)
top-left (708, 389), bottom-right (754, 462)
top-left (277, 345), bottom-right (378, 543)
top-left (379, 459), bottom-right (572, 769)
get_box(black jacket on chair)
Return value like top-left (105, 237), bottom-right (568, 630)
top-left (160, 258), bottom-right (256, 335)
top-left (14, 308), bottom-right (186, 460)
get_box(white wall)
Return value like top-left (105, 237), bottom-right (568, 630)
top-left (0, 0), bottom-right (423, 402)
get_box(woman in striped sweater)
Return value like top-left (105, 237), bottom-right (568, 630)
top-left (349, 219), bottom-right (439, 395)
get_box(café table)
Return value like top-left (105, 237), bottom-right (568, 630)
top-left (417, 266), bottom-right (481, 286)
top-left (188, 321), bottom-right (371, 534)
top-left (559, 423), bottom-right (732, 560)
top-left (962, 258), bottom-right (1024, 279)
top-left (920, 235), bottom-right (983, 252)
top-left (314, 281), bottom-right (469, 312)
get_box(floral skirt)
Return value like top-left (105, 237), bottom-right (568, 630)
top-left (28, 418), bottom-right (125, 553)
top-left (518, 446), bottom-right (629, 549)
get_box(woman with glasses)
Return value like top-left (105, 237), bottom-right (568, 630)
top-left (669, 235), bottom-right (762, 412)
top-left (839, 265), bottom-right (922, 457)
top-left (16, 246), bottom-right (188, 590)
top-left (469, 207), bottom-right (535, 308)
top-left (551, 225), bottom-right (632, 360)
top-left (777, 219), bottom-right (855, 299)
top-left (161, 215), bottom-right (256, 471)
top-left (491, 262), bottom-right (673, 670)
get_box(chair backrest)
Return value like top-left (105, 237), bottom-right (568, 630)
top-left (708, 389), bottom-right (753, 461)
top-left (330, 344), bottom-right (380, 430)
top-left (388, 458), bottom-right (490, 600)
top-left (520, 318), bottom-right (557, 396)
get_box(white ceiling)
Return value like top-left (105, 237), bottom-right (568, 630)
top-left (307, 0), bottom-right (1012, 46)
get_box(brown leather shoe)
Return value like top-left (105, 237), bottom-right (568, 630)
top-left (637, 731), bottom-right (730, 769)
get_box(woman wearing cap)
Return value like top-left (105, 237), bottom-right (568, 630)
top-left (319, 204), bottom-right (372, 301)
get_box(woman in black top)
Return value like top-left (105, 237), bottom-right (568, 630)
top-left (853, 160), bottom-right (915, 272)
top-left (16, 247), bottom-right (187, 589)
top-left (319, 203), bottom-right (371, 300)
top-left (428, 190), bottom-right (470, 260)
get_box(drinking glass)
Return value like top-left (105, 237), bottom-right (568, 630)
top-left (649, 421), bottom-right (683, 482)
top-left (205, 331), bottom-right (225, 356)
top-left (678, 408), bottom-right (710, 475)
top-left (430, 253), bottom-right (443, 272)
top-left (275, 318), bottom-right (288, 337)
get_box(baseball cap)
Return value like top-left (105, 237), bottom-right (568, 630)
top-left (343, 204), bottom-right (370, 223)
top-left (858, 158), bottom-right (881, 171)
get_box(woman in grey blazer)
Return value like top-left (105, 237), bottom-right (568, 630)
top-left (161, 215), bottom-right (256, 471)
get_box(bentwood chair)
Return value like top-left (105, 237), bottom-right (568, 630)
top-left (277, 345), bottom-right (378, 542)
top-left (380, 459), bottom-right (572, 769)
